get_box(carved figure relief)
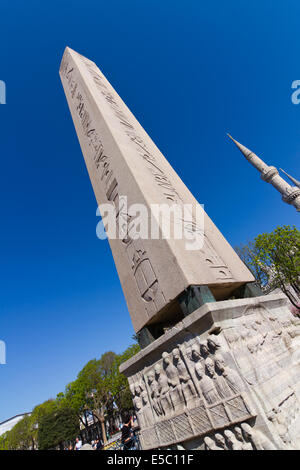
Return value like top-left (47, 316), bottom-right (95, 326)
top-left (131, 384), bottom-right (145, 428)
top-left (234, 425), bottom-right (253, 450)
top-left (224, 429), bottom-right (243, 450)
top-left (215, 353), bottom-right (245, 395)
top-left (127, 308), bottom-right (300, 450)
top-left (131, 335), bottom-right (253, 439)
top-left (204, 436), bottom-right (221, 450)
top-left (155, 364), bottom-right (173, 417)
top-left (139, 382), bottom-right (154, 428)
top-left (162, 351), bottom-right (184, 413)
top-left (147, 370), bottom-right (162, 418)
top-left (214, 433), bottom-right (227, 450)
top-left (197, 358), bottom-right (221, 405)
top-left (202, 422), bottom-right (275, 451)
top-left (173, 347), bottom-right (198, 409)
top-left (240, 422), bottom-right (276, 450)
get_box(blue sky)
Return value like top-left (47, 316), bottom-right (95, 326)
top-left (0, 0), bottom-right (299, 422)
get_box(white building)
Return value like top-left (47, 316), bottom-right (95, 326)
top-left (0, 413), bottom-right (31, 436)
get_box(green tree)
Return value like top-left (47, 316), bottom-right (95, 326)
top-left (235, 241), bottom-right (265, 288)
top-left (2, 415), bottom-right (33, 450)
top-left (29, 399), bottom-right (57, 449)
top-left (0, 402), bottom-right (58, 450)
top-left (0, 343), bottom-right (140, 450)
top-left (76, 356), bottom-right (114, 446)
top-left (108, 344), bottom-right (140, 414)
top-left (38, 405), bottom-right (79, 450)
top-left (0, 432), bottom-right (9, 450)
top-left (254, 225), bottom-right (300, 307)
top-left (236, 225), bottom-right (300, 309)
top-left (64, 379), bottom-right (90, 429)
top-left (62, 347), bottom-right (140, 444)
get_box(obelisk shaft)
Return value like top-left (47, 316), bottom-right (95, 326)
top-left (60, 48), bottom-right (253, 333)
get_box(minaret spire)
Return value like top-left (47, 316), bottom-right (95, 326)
top-left (227, 134), bottom-right (268, 173)
top-left (280, 168), bottom-right (300, 189)
top-left (227, 134), bottom-right (300, 212)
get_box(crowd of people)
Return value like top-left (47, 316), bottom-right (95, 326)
top-left (64, 413), bottom-right (138, 450)
top-left (66, 437), bottom-right (103, 451)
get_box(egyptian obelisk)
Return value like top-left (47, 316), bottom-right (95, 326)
top-left (59, 47), bottom-right (253, 335)
top-left (60, 48), bottom-right (300, 450)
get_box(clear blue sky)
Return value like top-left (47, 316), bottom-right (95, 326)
top-left (0, 0), bottom-right (299, 422)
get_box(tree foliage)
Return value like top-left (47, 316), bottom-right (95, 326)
top-left (236, 225), bottom-right (300, 308)
top-left (235, 241), bottom-right (264, 288)
top-left (0, 342), bottom-right (139, 450)
top-left (108, 344), bottom-right (140, 413)
top-left (38, 405), bottom-right (79, 450)
top-left (0, 415), bottom-right (33, 450)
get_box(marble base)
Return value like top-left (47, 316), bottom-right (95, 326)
top-left (120, 293), bottom-right (300, 450)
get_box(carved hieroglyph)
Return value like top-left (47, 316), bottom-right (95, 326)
top-left (59, 47), bottom-right (253, 333)
top-left (121, 293), bottom-right (300, 449)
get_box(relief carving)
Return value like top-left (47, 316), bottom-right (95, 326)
top-left (224, 429), bottom-right (244, 450)
top-left (154, 364), bottom-right (173, 418)
top-left (61, 58), bottom-right (166, 320)
top-left (130, 335), bottom-right (255, 449)
top-left (198, 358), bottom-right (222, 405)
top-left (240, 422), bottom-right (276, 450)
top-left (147, 369), bottom-right (162, 418)
top-left (222, 305), bottom-right (300, 428)
top-left (202, 422), bottom-right (275, 450)
top-left (214, 433), bottom-right (227, 450)
top-left (139, 381), bottom-right (154, 428)
top-left (81, 56), bottom-right (235, 283)
top-left (215, 353), bottom-right (245, 396)
top-left (234, 425), bottom-right (253, 450)
top-left (204, 436), bottom-right (222, 450)
top-left (162, 351), bottom-right (185, 413)
top-left (173, 347), bottom-right (198, 409)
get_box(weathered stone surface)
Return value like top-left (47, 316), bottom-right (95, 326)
top-left (59, 47), bottom-right (254, 333)
top-left (121, 293), bottom-right (300, 449)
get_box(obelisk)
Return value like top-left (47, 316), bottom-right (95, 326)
top-left (59, 47), bottom-right (253, 337)
top-left (60, 48), bottom-right (300, 450)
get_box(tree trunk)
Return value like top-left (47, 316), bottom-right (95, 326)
top-left (93, 411), bottom-right (107, 446)
top-left (291, 282), bottom-right (300, 296)
top-left (100, 417), bottom-right (107, 446)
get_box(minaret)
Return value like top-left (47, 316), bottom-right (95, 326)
top-left (228, 134), bottom-right (300, 212)
top-left (280, 168), bottom-right (300, 189)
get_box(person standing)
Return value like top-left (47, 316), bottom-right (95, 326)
top-left (121, 413), bottom-right (134, 450)
top-left (96, 438), bottom-right (104, 450)
top-left (74, 437), bottom-right (82, 450)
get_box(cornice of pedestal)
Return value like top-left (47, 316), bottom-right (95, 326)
top-left (120, 292), bottom-right (288, 375)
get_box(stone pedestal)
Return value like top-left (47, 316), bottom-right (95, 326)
top-left (120, 293), bottom-right (300, 450)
